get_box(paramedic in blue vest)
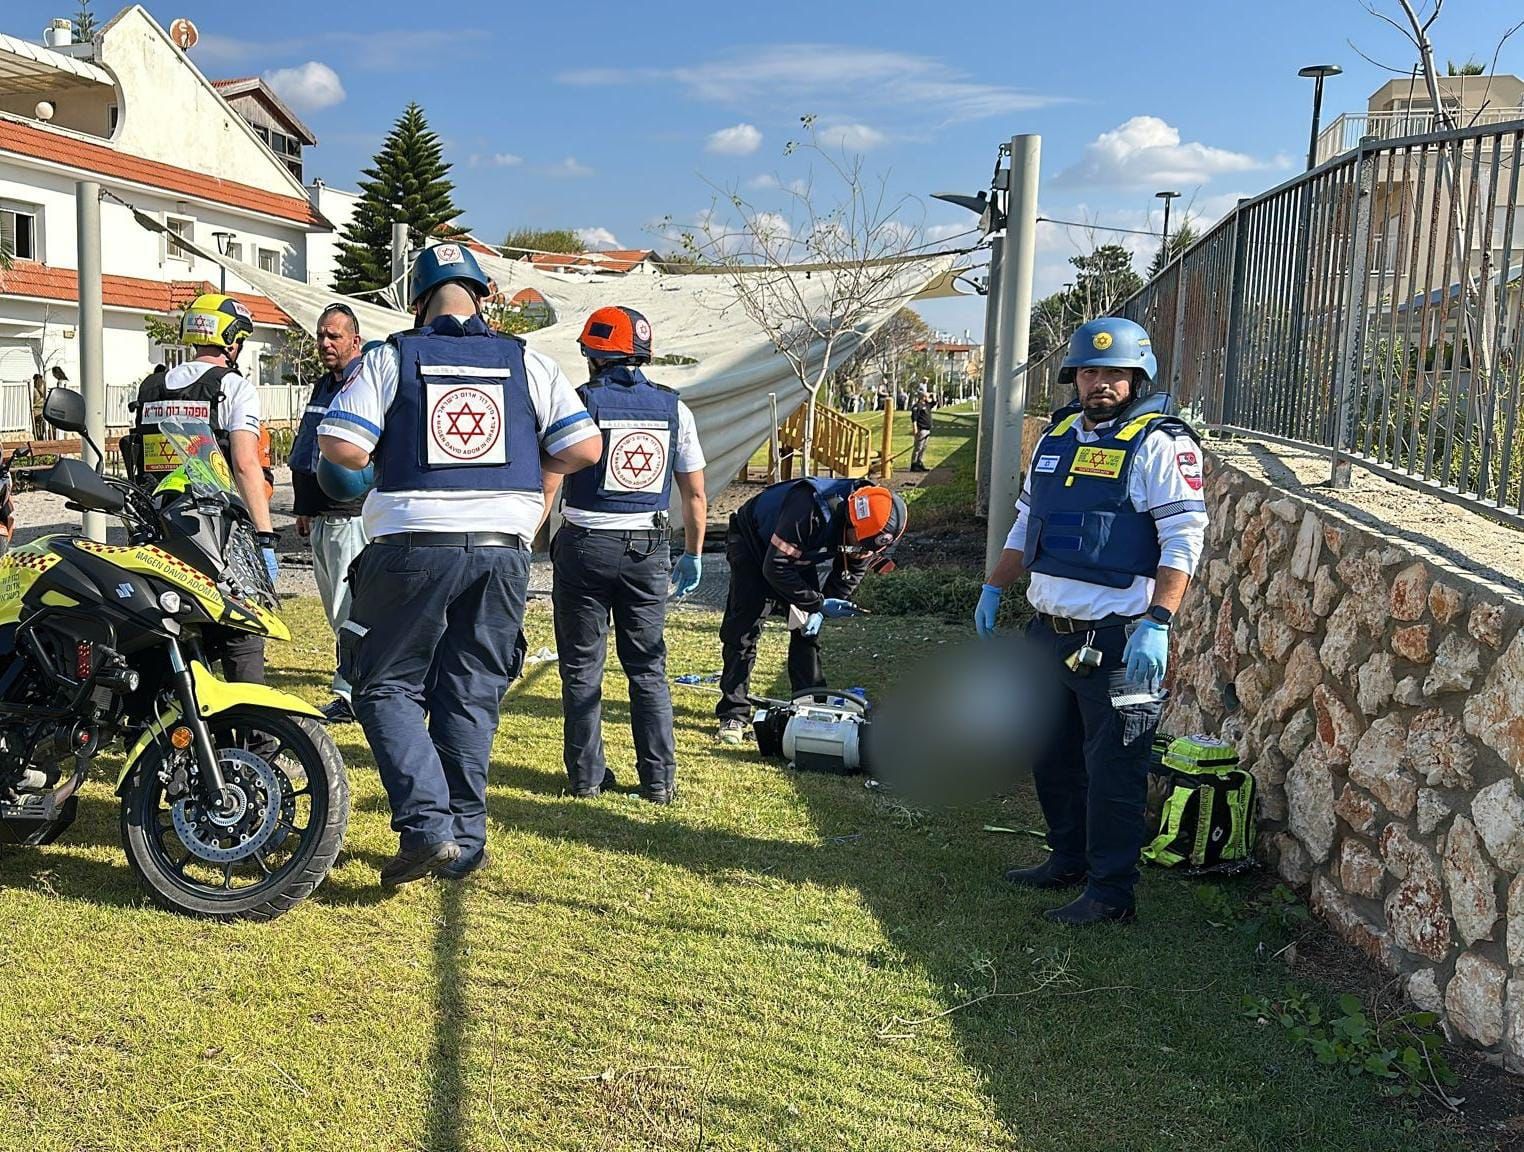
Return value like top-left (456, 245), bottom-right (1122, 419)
top-left (714, 478), bottom-right (906, 745)
top-left (290, 303), bottom-right (371, 725)
top-left (317, 243), bottom-right (601, 888)
top-left (546, 306), bottom-right (707, 803)
top-left (974, 317), bottom-right (1208, 927)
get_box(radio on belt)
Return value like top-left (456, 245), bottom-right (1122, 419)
top-left (751, 689), bottom-right (872, 775)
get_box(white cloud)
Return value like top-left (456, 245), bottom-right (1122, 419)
top-left (707, 123), bottom-right (763, 155)
top-left (816, 122), bottom-right (885, 151)
top-left (575, 227), bottom-right (621, 251)
top-left (261, 61), bottom-right (345, 112)
top-left (556, 44), bottom-right (1064, 125)
top-left (1054, 116), bottom-right (1279, 190)
top-left (925, 222), bottom-right (975, 247)
top-left (747, 173), bottom-right (780, 189)
top-left (747, 173), bottom-right (810, 195)
top-left (468, 152), bottom-right (524, 168)
top-left (544, 157), bottom-right (594, 178)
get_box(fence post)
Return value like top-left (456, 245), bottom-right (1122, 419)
top-left (1331, 140), bottom-right (1377, 489)
top-left (1220, 199), bottom-right (1252, 428)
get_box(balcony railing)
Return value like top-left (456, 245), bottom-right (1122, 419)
top-left (1315, 107), bottom-right (1522, 164)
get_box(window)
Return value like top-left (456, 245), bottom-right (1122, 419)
top-left (107, 104), bottom-right (119, 134)
top-left (257, 248), bottom-right (281, 276)
top-left (226, 241), bottom-right (243, 263)
top-left (165, 215), bottom-right (194, 262)
top-left (0, 202), bottom-right (40, 261)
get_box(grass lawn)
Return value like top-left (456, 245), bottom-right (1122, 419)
top-left (0, 593), bottom-right (1474, 1151)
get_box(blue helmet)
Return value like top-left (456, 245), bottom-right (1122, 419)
top-left (408, 242), bottom-right (491, 308)
top-left (317, 455), bottom-right (375, 502)
top-left (1058, 317), bottom-right (1158, 394)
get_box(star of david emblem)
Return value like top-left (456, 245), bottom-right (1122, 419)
top-left (621, 444), bottom-right (655, 477)
top-left (445, 403), bottom-right (486, 444)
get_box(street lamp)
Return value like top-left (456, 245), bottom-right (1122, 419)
top-left (1154, 190), bottom-right (1181, 268)
top-left (212, 230), bottom-right (235, 292)
top-left (1298, 64), bottom-right (1343, 170)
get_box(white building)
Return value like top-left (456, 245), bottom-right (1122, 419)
top-left (0, 6), bottom-right (338, 431)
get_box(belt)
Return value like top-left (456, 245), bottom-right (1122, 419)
top-left (1037, 611), bottom-right (1137, 634)
top-left (563, 523), bottom-right (666, 540)
top-left (373, 531), bottom-right (527, 550)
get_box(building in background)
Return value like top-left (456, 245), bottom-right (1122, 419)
top-left (0, 6), bottom-right (337, 432)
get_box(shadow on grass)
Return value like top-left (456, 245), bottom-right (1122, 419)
top-left (426, 880), bottom-right (469, 1152)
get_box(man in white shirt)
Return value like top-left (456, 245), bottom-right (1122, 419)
top-left (544, 306), bottom-right (707, 804)
top-left (975, 317), bottom-right (1208, 927)
top-left (126, 293), bottom-right (277, 684)
top-left (318, 243), bottom-right (600, 887)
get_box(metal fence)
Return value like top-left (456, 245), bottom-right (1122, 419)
top-left (1026, 116), bottom-right (1524, 529)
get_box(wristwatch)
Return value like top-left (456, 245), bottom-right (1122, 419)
top-left (1145, 604), bottom-right (1174, 627)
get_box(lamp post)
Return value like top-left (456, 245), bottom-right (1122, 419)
top-left (1154, 190), bottom-right (1181, 268)
top-left (212, 230), bottom-right (235, 292)
top-left (1298, 64), bottom-right (1342, 170)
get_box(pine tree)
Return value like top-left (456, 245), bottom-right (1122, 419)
top-left (1147, 222), bottom-right (1198, 278)
top-left (333, 103), bottom-right (466, 296)
top-left (72, 2), bottom-right (97, 41)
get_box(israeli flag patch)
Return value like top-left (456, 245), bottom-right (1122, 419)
top-left (1034, 454), bottom-right (1061, 474)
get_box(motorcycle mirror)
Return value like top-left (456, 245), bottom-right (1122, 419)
top-left (42, 387), bottom-right (86, 433)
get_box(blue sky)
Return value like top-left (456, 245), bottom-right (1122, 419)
top-left (15, 1), bottom-right (1524, 337)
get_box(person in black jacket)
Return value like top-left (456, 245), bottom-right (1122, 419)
top-left (715, 477), bottom-right (905, 744)
top-left (910, 387), bottom-right (935, 471)
top-left (290, 303), bottom-right (371, 723)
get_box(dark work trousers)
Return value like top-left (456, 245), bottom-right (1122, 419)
top-left (346, 539), bottom-right (531, 860)
top-left (1026, 615), bottom-right (1164, 910)
top-left (715, 521), bottom-right (823, 723)
top-left (550, 524), bottom-right (675, 794)
top-left (202, 626), bottom-right (265, 685)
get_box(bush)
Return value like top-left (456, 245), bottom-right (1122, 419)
top-left (856, 568), bottom-right (1030, 627)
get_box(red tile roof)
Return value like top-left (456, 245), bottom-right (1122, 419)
top-left (2, 261), bottom-right (292, 327)
top-left (527, 249), bottom-right (656, 274)
top-left (0, 118), bottom-right (327, 228)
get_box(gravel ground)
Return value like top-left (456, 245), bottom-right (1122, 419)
top-left (1213, 436), bottom-right (1524, 595)
top-left (10, 464), bottom-right (736, 610)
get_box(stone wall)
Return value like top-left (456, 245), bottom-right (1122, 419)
top-left (1169, 450), bottom-right (1524, 1065)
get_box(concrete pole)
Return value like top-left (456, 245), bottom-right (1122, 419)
top-left (76, 181), bottom-right (106, 542)
top-left (390, 222), bottom-right (410, 305)
top-left (974, 233), bottom-right (1004, 515)
top-left (985, 135), bottom-right (1040, 573)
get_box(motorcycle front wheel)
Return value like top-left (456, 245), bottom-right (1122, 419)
top-left (120, 709), bottom-right (349, 921)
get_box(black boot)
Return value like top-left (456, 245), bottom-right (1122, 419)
top-left (1043, 894), bottom-right (1136, 926)
top-left (1003, 858), bottom-right (1087, 889)
top-left (380, 841), bottom-right (460, 888)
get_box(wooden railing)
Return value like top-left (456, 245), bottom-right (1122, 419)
top-left (777, 402), bottom-right (872, 478)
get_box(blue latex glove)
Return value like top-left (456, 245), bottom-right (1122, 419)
top-left (671, 552), bottom-right (702, 598)
top-left (974, 583), bottom-right (1002, 637)
top-left (821, 597), bottom-right (864, 619)
top-left (1123, 619), bottom-right (1170, 689)
top-left (262, 546), bottom-right (279, 587)
top-left (802, 611), bottom-right (824, 637)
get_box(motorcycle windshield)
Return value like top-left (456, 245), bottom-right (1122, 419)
top-left (152, 419), bottom-right (237, 502)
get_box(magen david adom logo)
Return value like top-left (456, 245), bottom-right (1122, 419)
top-left (1092, 331), bottom-right (1114, 351)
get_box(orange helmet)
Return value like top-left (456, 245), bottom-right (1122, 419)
top-left (844, 484), bottom-right (907, 570)
top-left (578, 306), bottom-right (653, 363)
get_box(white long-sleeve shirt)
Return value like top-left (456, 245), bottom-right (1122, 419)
top-left (1006, 415), bottom-right (1209, 619)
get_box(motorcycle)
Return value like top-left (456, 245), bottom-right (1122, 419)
top-left (0, 388), bottom-right (348, 920)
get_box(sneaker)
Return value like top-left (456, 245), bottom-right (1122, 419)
top-left (717, 719), bottom-right (746, 745)
top-left (379, 840), bottom-right (460, 888)
top-left (572, 768), bottom-right (618, 799)
top-left (641, 783), bottom-right (677, 805)
top-left (438, 848), bottom-right (490, 881)
top-left (320, 697), bottom-right (357, 725)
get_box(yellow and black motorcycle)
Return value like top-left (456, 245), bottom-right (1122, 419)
top-left (0, 389), bottom-right (348, 920)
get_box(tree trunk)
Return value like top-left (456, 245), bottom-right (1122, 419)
top-left (802, 386), bottom-right (818, 475)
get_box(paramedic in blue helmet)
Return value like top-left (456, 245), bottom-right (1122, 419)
top-left (714, 479), bottom-right (906, 745)
top-left (290, 302), bottom-right (372, 724)
top-left (540, 306), bottom-right (708, 803)
top-left (974, 317), bottom-right (1208, 927)
top-left (317, 242), bottom-right (601, 888)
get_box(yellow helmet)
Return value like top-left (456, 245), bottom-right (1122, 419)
top-left (180, 293), bottom-right (254, 348)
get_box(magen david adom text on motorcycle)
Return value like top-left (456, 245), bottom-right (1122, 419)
top-left (0, 387), bottom-right (348, 921)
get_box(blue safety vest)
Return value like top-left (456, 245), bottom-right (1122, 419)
top-left (746, 477), bottom-right (860, 570)
top-left (562, 365), bottom-right (680, 516)
top-left (291, 357), bottom-right (363, 474)
top-left (1024, 410), bottom-right (1191, 589)
top-left (375, 314), bottom-right (541, 494)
